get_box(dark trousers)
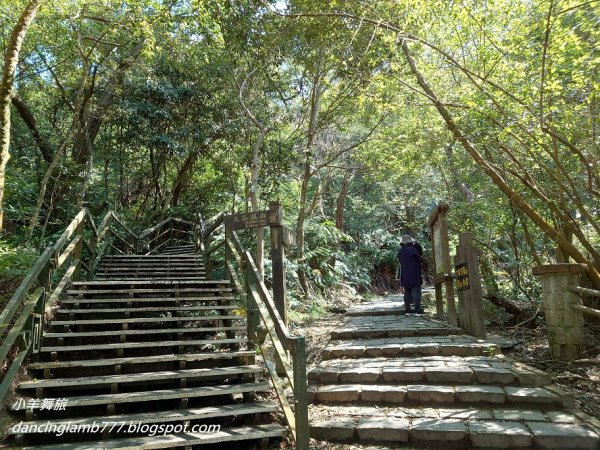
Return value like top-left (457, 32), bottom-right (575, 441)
top-left (404, 285), bottom-right (422, 313)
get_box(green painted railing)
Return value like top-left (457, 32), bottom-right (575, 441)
top-left (0, 209), bottom-right (136, 405)
top-left (197, 212), bottom-right (309, 450)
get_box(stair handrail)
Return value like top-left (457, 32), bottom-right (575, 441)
top-left (199, 210), bottom-right (309, 450)
top-left (0, 208), bottom-right (136, 405)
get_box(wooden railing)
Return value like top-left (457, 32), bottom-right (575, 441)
top-left (572, 286), bottom-right (600, 319)
top-left (197, 211), bottom-right (309, 450)
top-left (0, 209), bottom-right (136, 405)
top-left (138, 217), bottom-right (196, 254)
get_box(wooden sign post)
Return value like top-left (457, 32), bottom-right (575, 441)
top-left (454, 232), bottom-right (486, 338)
top-left (224, 202), bottom-right (293, 326)
top-left (428, 203), bottom-right (458, 325)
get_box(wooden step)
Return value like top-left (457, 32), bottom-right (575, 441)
top-left (8, 402), bottom-right (278, 437)
top-left (70, 279), bottom-right (229, 287)
top-left (56, 305), bottom-right (238, 314)
top-left (40, 337), bottom-right (246, 354)
top-left (20, 424), bottom-right (285, 449)
top-left (65, 288), bottom-right (232, 296)
top-left (44, 326), bottom-right (245, 340)
top-left (50, 315), bottom-right (242, 327)
top-left (19, 365), bottom-right (263, 391)
top-left (309, 383), bottom-right (569, 408)
top-left (12, 382), bottom-right (272, 411)
top-left (60, 295), bottom-right (235, 305)
top-left (29, 351), bottom-right (255, 372)
top-left (102, 255), bottom-right (200, 259)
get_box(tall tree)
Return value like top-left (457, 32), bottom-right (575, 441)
top-left (0, 0), bottom-right (43, 230)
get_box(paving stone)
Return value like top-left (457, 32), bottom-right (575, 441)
top-left (546, 410), bottom-right (580, 423)
top-left (316, 385), bottom-right (361, 402)
top-left (544, 384), bottom-right (576, 408)
top-left (330, 345), bottom-right (365, 358)
top-left (308, 368), bottom-right (339, 384)
top-left (356, 417), bottom-right (409, 442)
top-left (382, 366), bottom-right (425, 383)
top-left (338, 367), bottom-right (380, 383)
top-left (512, 364), bottom-right (551, 386)
top-left (469, 421), bottom-right (532, 448)
top-left (310, 417), bottom-right (355, 441)
top-left (410, 418), bottom-right (467, 442)
top-left (438, 408), bottom-right (493, 420)
top-left (528, 422), bottom-right (599, 449)
top-left (406, 385), bottom-right (455, 403)
top-left (492, 409), bottom-right (547, 422)
top-left (504, 386), bottom-right (560, 406)
top-left (454, 385), bottom-right (506, 404)
top-left (472, 367), bottom-right (516, 385)
top-left (361, 385), bottom-right (406, 403)
top-left (426, 366), bottom-right (473, 383)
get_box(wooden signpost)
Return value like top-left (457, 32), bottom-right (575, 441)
top-left (428, 203), bottom-right (458, 325)
top-left (224, 202), bottom-right (293, 326)
top-left (454, 232), bottom-right (486, 338)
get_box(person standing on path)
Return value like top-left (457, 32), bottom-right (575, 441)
top-left (397, 234), bottom-right (424, 314)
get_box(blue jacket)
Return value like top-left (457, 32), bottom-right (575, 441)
top-left (397, 244), bottom-right (423, 288)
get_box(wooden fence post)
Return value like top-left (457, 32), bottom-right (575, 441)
top-left (532, 264), bottom-right (587, 361)
top-left (454, 232), bottom-right (486, 338)
top-left (428, 203), bottom-right (457, 325)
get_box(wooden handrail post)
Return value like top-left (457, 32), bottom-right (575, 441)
top-left (72, 219), bottom-right (85, 281)
top-left (225, 225), bottom-right (232, 285)
top-left (533, 264), bottom-right (587, 361)
top-left (245, 255), bottom-right (259, 348)
top-left (293, 337), bottom-right (309, 450)
top-left (269, 202), bottom-right (287, 327)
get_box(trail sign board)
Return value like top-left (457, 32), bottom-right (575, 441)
top-left (224, 208), bottom-right (282, 230)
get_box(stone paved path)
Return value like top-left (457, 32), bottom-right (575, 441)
top-left (308, 298), bottom-right (600, 449)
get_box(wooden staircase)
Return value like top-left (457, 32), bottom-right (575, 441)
top-left (6, 245), bottom-right (285, 449)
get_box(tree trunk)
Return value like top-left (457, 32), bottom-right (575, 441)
top-left (0, 0), bottom-right (43, 231)
top-left (249, 127), bottom-right (268, 280)
top-left (11, 93), bottom-right (53, 163)
top-left (297, 68), bottom-right (324, 298)
top-left (335, 171), bottom-right (353, 231)
top-left (26, 130), bottom-right (75, 240)
top-left (400, 40), bottom-right (600, 289)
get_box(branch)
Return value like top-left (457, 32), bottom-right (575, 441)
top-left (10, 93), bottom-right (53, 163)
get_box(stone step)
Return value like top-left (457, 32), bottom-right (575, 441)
top-left (29, 350), bottom-right (255, 375)
top-left (346, 299), bottom-right (406, 316)
top-left (21, 424), bottom-right (286, 449)
top-left (309, 356), bottom-right (550, 387)
top-left (12, 382), bottom-right (271, 412)
top-left (332, 314), bottom-right (465, 340)
top-left (310, 411), bottom-right (600, 449)
top-left (19, 365), bottom-right (262, 392)
top-left (309, 383), bottom-right (572, 408)
top-left (7, 402), bottom-right (278, 438)
top-left (322, 336), bottom-right (501, 359)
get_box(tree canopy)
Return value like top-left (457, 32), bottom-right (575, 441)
top-left (1, 0), bottom-right (598, 301)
